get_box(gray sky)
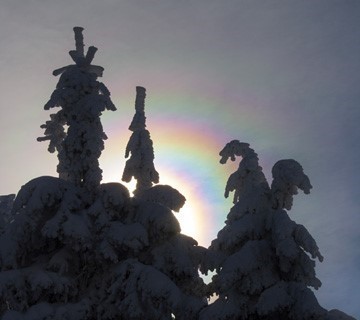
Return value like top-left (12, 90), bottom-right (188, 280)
top-left (0, 0), bottom-right (359, 317)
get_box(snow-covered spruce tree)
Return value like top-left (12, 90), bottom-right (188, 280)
top-left (200, 140), bottom-right (354, 320)
top-left (37, 26), bottom-right (116, 190)
top-left (0, 27), bottom-right (121, 319)
top-left (93, 86), bottom-right (208, 320)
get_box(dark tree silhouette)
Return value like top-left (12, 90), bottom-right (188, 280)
top-left (0, 27), bottom-right (355, 320)
top-left (122, 86), bottom-right (159, 195)
top-left (0, 30), bottom-right (207, 319)
top-left (200, 140), bottom-right (354, 320)
top-left (38, 27), bottom-right (116, 190)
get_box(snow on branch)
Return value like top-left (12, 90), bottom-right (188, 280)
top-left (271, 159), bottom-right (312, 210)
top-left (219, 140), bottom-right (269, 205)
top-left (97, 259), bottom-right (203, 319)
top-left (53, 26), bottom-right (104, 77)
top-left (36, 111), bottom-right (66, 153)
top-left (137, 184), bottom-right (186, 212)
top-left (294, 224), bottom-right (324, 262)
top-left (257, 281), bottom-right (327, 319)
top-left (219, 140), bottom-right (251, 164)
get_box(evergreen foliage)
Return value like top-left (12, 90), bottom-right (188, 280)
top-left (0, 28), bottom-right (207, 320)
top-left (200, 140), bottom-right (354, 320)
top-left (37, 27), bottom-right (116, 190)
top-left (0, 28), bottom-right (355, 320)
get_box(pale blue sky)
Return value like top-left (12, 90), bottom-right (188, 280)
top-left (0, 1), bottom-right (359, 317)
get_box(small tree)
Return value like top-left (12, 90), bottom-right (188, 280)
top-left (38, 26), bottom-right (116, 191)
top-left (200, 140), bottom-right (351, 320)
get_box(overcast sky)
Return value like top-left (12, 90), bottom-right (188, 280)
top-left (0, 0), bottom-right (359, 317)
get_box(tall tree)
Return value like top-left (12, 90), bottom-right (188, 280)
top-left (38, 26), bottom-right (116, 191)
top-left (200, 140), bottom-right (353, 320)
top-left (1, 31), bottom-right (130, 320)
top-left (0, 27), bottom-right (124, 320)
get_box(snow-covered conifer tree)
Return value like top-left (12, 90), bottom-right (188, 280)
top-left (200, 140), bottom-right (354, 320)
top-left (0, 27), bottom-right (125, 320)
top-left (38, 26), bottom-right (116, 190)
top-left (106, 86), bottom-right (208, 320)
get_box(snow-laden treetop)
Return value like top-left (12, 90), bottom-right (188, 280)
top-left (53, 26), bottom-right (104, 77)
top-left (123, 86), bottom-right (160, 194)
top-left (129, 86), bottom-right (147, 131)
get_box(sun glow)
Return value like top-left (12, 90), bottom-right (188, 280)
top-left (100, 111), bottom-right (239, 248)
top-left (101, 156), bottom-right (213, 246)
top-left (155, 168), bottom-right (208, 245)
top-left (111, 172), bottom-right (209, 245)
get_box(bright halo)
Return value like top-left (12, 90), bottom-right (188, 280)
top-left (155, 168), bottom-right (204, 243)
top-left (125, 168), bottom-right (207, 246)
top-left (100, 158), bottom-right (209, 245)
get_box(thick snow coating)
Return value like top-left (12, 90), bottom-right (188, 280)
top-left (0, 29), bottom-right (356, 320)
top-left (0, 27), bottom-right (208, 320)
top-left (199, 140), bottom-right (355, 320)
top-left (38, 27), bottom-right (116, 191)
top-left (0, 175), bottom-right (206, 319)
top-left (271, 159), bottom-right (312, 210)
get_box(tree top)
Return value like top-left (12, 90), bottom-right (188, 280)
top-left (52, 26), bottom-right (104, 77)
